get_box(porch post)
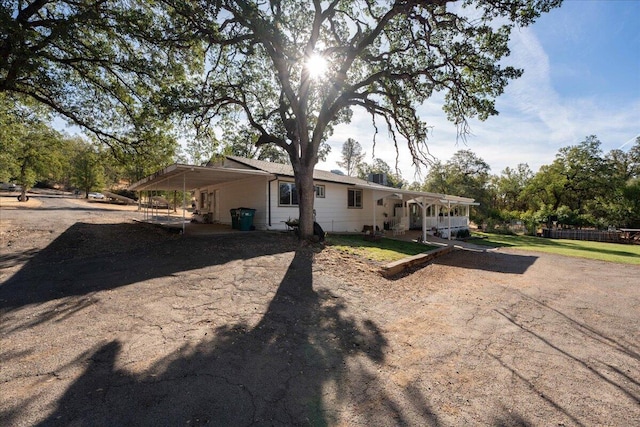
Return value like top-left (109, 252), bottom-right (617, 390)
top-left (422, 197), bottom-right (427, 243)
top-left (448, 200), bottom-right (452, 240)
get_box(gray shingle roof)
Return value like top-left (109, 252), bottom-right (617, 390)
top-left (226, 156), bottom-right (371, 186)
top-left (223, 156), bottom-right (476, 204)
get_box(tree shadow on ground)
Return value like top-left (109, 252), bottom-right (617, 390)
top-left (32, 248), bottom-right (438, 426)
top-left (433, 249), bottom-right (538, 274)
top-left (0, 222), bottom-right (297, 312)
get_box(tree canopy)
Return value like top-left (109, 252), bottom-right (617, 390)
top-left (162, 0), bottom-right (561, 238)
top-left (422, 149), bottom-right (491, 223)
top-left (1, 0), bottom-right (562, 237)
top-left (426, 136), bottom-right (640, 231)
top-left (0, 0), bottom-right (195, 150)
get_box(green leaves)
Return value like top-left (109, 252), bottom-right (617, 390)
top-left (1, 1), bottom-right (196, 151)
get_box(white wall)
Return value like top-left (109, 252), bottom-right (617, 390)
top-left (197, 176), bottom-right (268, 228)
top-left (195, 175), bottom-right (472, 234)
top-left (267, 180), bottom-right (394, 232)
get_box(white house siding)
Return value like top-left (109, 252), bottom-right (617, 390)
top-left (199, 176), bottom-right (268, 228)
top-left (267, 180), bottom-right (394, 232)
top-left (195, 174), bottom-right (470, 234)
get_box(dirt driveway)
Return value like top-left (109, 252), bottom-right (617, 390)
top-left (1, 194), bottom-right (639, 426)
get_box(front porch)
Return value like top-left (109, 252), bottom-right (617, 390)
top-left (369, 189), bottom-right (477, 242)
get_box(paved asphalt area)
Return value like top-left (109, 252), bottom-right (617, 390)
top-left (1, 194), bottom-right (639, 426)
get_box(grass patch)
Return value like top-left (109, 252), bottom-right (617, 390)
top-left (325, 233), bottom-right (439, 263)
top-left (468, 232), bottom-right (640, 265)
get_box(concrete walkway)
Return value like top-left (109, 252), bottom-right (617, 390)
top-left (388, 229), bottom-right (493, 252)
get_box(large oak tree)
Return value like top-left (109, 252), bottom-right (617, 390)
top-left (165, 0), bottom-right (561, 239)
top-left (2, 0), bottom-right (561, 236)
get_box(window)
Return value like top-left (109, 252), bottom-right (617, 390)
top-left (279, 182), bottom-right (298, 206)
top-left (315, 185), bottom-right (325, 198)
top-left (377, 198), bottom-right (384, 206)
top-left (348, 188), bottom-right (362, 208)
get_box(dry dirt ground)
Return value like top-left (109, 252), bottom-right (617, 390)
top-left (1, 193), bottom-right (639, 426)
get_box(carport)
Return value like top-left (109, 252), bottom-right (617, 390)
top-left (128, 163), bottom-right (271, 234)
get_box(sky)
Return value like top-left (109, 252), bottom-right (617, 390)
top-left (318, 0), bottom-right (640, 180)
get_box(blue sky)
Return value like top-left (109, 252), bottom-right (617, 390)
top-left (320, 0), bottom-right (640, 179)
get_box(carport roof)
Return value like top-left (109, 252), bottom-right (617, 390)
top-left (128, 163), bottom-right (272, 192)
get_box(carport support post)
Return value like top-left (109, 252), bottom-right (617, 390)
top-left (182, 172), bottom-right (186, 235)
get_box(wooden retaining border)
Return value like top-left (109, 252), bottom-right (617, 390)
top-left (380, 245), bottom-right (455, 278)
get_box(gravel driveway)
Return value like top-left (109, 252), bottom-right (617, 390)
top-left (1, 194), bottom-right (639, 426)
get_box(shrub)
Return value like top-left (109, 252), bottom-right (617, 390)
top-left (456, 228), bottom-right (471, 239)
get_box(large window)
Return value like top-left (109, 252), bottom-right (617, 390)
top-left (279, 182), bottom-right (298, 206)
top-left (348, 188), bottom-right (362, 208)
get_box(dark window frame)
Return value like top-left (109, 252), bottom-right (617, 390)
top-left (278, 181), bottom-right (298, 206)
top-left (348, 188), bottom-right (363, 209)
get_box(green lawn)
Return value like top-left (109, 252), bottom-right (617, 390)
top-left (325, 234), bottom-right (439, 263)
top-left (468, 232), bottom-right (640, 265)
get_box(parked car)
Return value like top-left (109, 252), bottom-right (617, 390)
top-left (0, 182), bottom-right (21, 191)
top-left (88, 192), bottom-right (105, 199)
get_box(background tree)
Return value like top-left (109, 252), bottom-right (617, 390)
top-left (71, 144), bottom-right (105, 198)
top-left (598, 137), bottom-right (640, 227)
top-left (421, 161), bottom-right (448, 194)
top-left (220, 122), bottom-right (332, 165)
top-left (218, 123), bottom-right (290, 164)
top-left (492, 163), bottom-right (533, 212)
top-left (0, 97), bottom-right (66, 200)
top-left (422, 150), bottom-right (492, 224)
top-left (518, 136), bottom-right (640, 230)
top-left (164, 0), bottom-right (561, 239)
top-left (337, 138), bottom-right (365, 176)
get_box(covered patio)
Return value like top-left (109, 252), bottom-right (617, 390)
top-left (365, 187), bottom-right (478, 242)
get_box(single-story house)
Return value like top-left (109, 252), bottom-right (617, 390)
top-left (128, 156), bottom-right (477, 240)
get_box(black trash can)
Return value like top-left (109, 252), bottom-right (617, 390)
top-left (238, 208), bottom-right (256, 231)
top-left (230, 209), bottom-right (239, 229)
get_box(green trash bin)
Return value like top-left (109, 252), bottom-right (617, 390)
top-left (238, 208), bottom-right (256, 231)
top-left (230, 209), bottom-right (239, 229)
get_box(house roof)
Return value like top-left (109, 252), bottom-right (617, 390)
top-left (225, 156), bottom-right (477, 205)
top-left (225, 156), bottom-right (369, 186)
top-left (128, 156), bottom-right (477, 206)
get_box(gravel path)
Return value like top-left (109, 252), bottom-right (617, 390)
top-left (1, 194), bottom-right (639, 426)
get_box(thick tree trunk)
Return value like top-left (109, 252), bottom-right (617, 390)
top-left (294, 162), bottom-right (316, 241)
